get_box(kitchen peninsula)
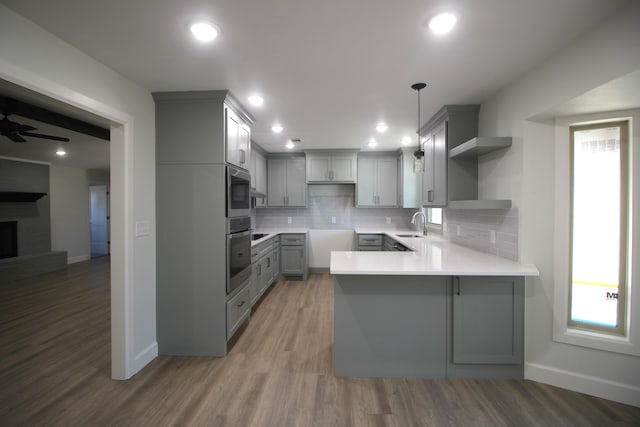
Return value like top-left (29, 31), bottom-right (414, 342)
top-left (330, 232), bottom-right (538, 379)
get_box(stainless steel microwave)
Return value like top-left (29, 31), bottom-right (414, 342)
top-left (226, 165), bottom-right (251, 218)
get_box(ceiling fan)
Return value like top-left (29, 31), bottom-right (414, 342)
top-left (0, 112), bottom-right (70, 143)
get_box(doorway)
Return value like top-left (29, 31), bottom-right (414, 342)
top-left (90, 185), bottom-right (110, 258)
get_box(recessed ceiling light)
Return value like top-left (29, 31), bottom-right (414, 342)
top-left (376, 122), bottom-right (388, 133)
top-left (56, 149), bottom-right (66, 156)
top-left (190, 21), bottom-right (220, 42)
top-left (368, 138), bottom-right (377, 148)
top-left (285, 140), bottom-right (295, 149)
top-left (248, 95), bottom-right (264, 107)
top-left (429, 13), bottom-right (457, 35)
top-left (272, 124), bottom-right (283, 133)
top-left (401, 136), bottom-right (412, 146)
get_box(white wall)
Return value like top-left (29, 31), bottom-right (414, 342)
top-left (478, 1), bottom-right (640, 406)
top-left (50, 165), bottom-right (91, 263)
top-left (0, 5), bottom-right (157, 379)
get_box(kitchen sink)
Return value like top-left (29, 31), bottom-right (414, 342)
top-left (396, 234), bottom-right (423, 238)
top-left (252, 233), bottom-right (270, 240)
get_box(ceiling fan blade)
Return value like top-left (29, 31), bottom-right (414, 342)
top-left (1, 132), bottom-right (27, 143)
top-left (19, 131), bottom-right (70, 142)
top-left (0, 117), bottom-right (37, 133)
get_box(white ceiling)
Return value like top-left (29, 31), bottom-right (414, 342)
top-left (0, 0), bottom-right (632, 160)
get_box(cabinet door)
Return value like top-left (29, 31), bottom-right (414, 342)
top-left (452, 276), bottom-right (524, 365)
top-left (249, 262), bottom-right (260, 306)
top-left (238, 124), bottom-right (250, 169)
top-left (281, 246), bottom-right (304, 275)
top-left (306, 155), bottom-right (331, 182)
top-left (254, 151), bottom-right (267, 207)
top-left (357, 158), bottom-right (376, 206)
top-left (285, 158), bottom-right (306, 207)
top-left (431, 121), bottom-right (447, 206)
top-left (376, 158), bottom-right (398, 207)
top-left (263, 252), bottom-right (274, 288)
top-left (331, 154), bottom-right (357, 182)
top-left (267, 158), bottom-right (287, 207)
top-left (249, 147), bottom-right (257, 190)
top-left (225, 107), bottom-right (240, 167)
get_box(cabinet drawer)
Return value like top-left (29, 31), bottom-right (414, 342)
top-left (252, 238), bottom-right (274, 262)
top-left (357, 234), bottom-right (383, 246)
top-left (359, 246), bottom-right (382, 251)
top-left (226, 284), bottom-right (250, 340)
top-left (280, 234), bottom-right (305, 246)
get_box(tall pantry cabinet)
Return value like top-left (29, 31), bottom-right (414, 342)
top-left (153, 90), bottom-right (254, 357)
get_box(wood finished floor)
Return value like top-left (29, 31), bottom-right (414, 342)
top-left (1, 257), bottom-right (639, 426)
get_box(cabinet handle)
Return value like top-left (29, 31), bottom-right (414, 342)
top-left (258, 264), bottom-right (262, 275)
top-left (455, 276), bottom-right (461, 295)
top-left (330, 170), bottom-right (334, 180)
top-left (267, 257), bottom-right (271, 268)
top-left (428, 190), bottom-right (434, 203)
top-left (240, 149), bottom-right (246, 164)
top-left (237, 300), bottom-right (245, 308)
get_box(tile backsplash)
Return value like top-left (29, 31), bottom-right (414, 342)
top-left (444, 208), bottom-right (519, 261)
top-left (255, 184), bottom-right (417, 230)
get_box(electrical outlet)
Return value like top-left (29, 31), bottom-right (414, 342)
top-left (386, 217), bottom-right (391, 224)
top-left (456, 225), bottom-right (461, 236)
top-left (490, 230), bottom-right (496, 243)
top-left (287, 216), bottom-right (292, 224)
top-left (331, 216), bottom-right (337, 224)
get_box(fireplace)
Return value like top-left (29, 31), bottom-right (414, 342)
top-left (0, 221), bottom-right (18, 259)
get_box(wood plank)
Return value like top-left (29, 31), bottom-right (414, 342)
top-left (1, 263), bottom-right (638, 425)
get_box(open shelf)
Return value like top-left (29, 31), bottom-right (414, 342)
top-left (449, 137), bottom-right (512, 158)
top-left (447, 200), bottom-right (512, 210)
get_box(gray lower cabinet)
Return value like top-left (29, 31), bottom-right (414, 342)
top-left (448, 276), bottom-right (524, 378)
top-left (280, 233), bottom-right (308, 280)
top-left (357, 234), bottom-right (383, 251)
top-left (226, 283), bottom-right (250, 340)
top-left (250, 236), bottom-right (278, 307)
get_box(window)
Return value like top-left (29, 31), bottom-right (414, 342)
top-left (427, 208), bottom-right (442, 226)
top-left (568, 121), bottom-right (629, 335)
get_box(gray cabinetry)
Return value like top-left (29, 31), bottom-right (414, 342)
top-left (154, 90), bottom-right (254, 357)
top-left (383, 235), bottom-right (409, 252)
top-left (254, 149), bottom-right (267, 207)
top-left (226, 283), bottom-right (250, 340)
top-left (449, 276), bottom-right (524, 378)
top-left (357, 234), bottom-right (383, 251)
top-left (267, 156), bottom-right (306, 207)
top-left (400, 148), bottom-right (422, 208)
top-left (305, 150), bottom-right (358, 183)
top-left (280, 233), bottom-right (308, 280)
top-left (250, 236), bottom-right (278, 306)
top-left (357, 155), bottom-right (398, 207)
top-left (419, 105), bottom-right (480, 207)
top-left (225, 105), bottom-right (251, 170)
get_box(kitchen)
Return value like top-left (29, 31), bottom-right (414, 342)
top-left (1, 0), bottom-right (640, 423)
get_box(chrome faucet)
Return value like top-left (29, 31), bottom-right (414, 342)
top-left (410, 211), bottom-right (427, 235)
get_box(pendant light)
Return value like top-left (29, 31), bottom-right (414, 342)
top-left (411, 82), bottom-right (427, 173)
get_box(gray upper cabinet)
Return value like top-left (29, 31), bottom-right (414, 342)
top-left (418, 105), bottom-right (480, 207)
top-left (422, 121), bottom-right (447, 206)
top-left (357, 155), bottom-right (398, 207)
top-left (254, 149), bottom-right (267, 207)
top-left (305, 150), bottom-right (358, 183)
top-left (225, 105), bottom-right (251, 170)
top-left (267, 157), bottom-right (306, 207)
top-left (452, 276), bottom-right (524, 365)
top-left (154, 90), bottom-right (254, 166)
top-left (399, 148), bottom-right (422, 208)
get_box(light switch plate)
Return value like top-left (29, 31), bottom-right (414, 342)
top-left (386, 217), bottom-right (391, 224)
top-left (490, 230), bottom-right (496, 243)
top-left (287, 216), bottom-right (292, 224)
top-left (135, 220), bottom-right (151, 237)
top-left (331, 216), bottom-right (337, 224)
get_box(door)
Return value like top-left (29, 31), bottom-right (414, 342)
top-left (357, 158), bottom-right (376, 206)
top-left (225, 107), bottom-right (240, 167)
top-left (331, 154), bottom-right (357, 182)
top-left (238, 123), bottom-right (250, 169)
top-left (90, 185), bottom-right (109, 257)
top-left (452, 276), bottom-right (524, 364)
top-left (267, 158), bottom-right (286, 206)
top-left (376, 158), bottom-right (398, 206)
top-left (281, 246), bottom-right (304, 275)
top-left (285, 158), bottom-right (306, 206)
top-left (306, 155), bottom-right (331, 182)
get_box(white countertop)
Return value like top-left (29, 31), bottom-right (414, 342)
top-left (332, 230), bottom-right (539, 277)
top-left (251, 228), bottom-right (309, 246)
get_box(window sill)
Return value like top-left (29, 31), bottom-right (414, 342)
top-left (553, 326), bottom-right (640, 357)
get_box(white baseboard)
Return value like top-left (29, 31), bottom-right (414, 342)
top-left (67, 254), bottom-right (91, 264)
top-left (525, 362), bottom-right (640, 407)
top-left (130, 341), bottom-right (158, 378)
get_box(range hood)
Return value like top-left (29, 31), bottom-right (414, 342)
top-left (251, 189), bottom-right (266, 198)
top-left (0, 191), bottom-right (47, 202)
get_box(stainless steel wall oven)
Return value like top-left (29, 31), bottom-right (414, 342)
top-left (226, 216), bottom-right (252, 294)
top-left (226, 165), bottom-right (251, 218)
